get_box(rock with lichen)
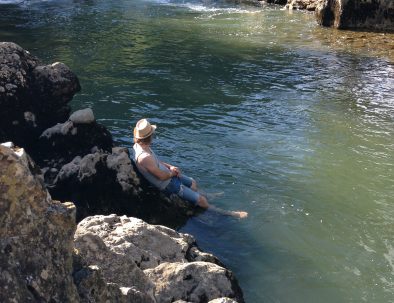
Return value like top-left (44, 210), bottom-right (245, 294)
top-left (0, 143), bottom-right (79, 302)
top-left (74, 214), bottom-right (244, 303)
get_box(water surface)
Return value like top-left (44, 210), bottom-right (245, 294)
top-left (1, 0), bottom-right (394, 302)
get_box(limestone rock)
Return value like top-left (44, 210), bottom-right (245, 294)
top-left (74, 214), bottom-right (244, 303)
top-left (0, 144), bottom-right (79, 302)
top-left (316, 0), bottom-right (394, 31)
top-left (75, 215), bottom-right (220, 270)
top-left (145, 262), bottom-right (244, 303)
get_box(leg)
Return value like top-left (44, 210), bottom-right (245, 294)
top-left (179, 174), bottom-right (198, 191)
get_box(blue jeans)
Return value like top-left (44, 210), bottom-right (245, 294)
top-left (164, 174), bottom-right (199, 205)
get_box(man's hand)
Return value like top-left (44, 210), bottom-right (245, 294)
top-left (170, 166), bottom-right (181, 177)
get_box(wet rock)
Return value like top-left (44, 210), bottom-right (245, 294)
top-left (74, 214), bottom-right (244, 303)
top-left (316, 0), bottom-right (394, 31)
top-left (0, 144), bottom-right (79, 302)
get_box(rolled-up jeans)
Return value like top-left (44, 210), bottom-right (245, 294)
top-left (163, 174), bottom-right (199, 205)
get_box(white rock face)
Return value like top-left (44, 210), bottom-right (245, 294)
top-left (74, 215), bottom-right (244, 303)
top-left (145, 262), bottom-right (237, 303)
top-left (69, 108), bottom-right (95, 124)
top-left (40, 121), bottom-right (74, 139)
top-left (106, 147), bottom-right (140, 192)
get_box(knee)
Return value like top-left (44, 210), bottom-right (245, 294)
top-left (191, 179), bottom-right (198, 191)
top-left (197, 195), bottom-right (209, 208)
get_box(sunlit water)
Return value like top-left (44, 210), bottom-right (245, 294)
top-left (1, 0), bottom-right (394, 302)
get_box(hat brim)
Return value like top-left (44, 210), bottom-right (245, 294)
top-left (134, 124), bottom-right (156, 139)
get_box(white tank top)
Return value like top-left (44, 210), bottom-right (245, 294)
top-left (133, 143), bottom-right (171, 190)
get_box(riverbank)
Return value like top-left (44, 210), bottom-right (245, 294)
top-left (1, 1), bottom-right (394, 301)
top-left (266, 0), bottom-right (394, 32)
top-left (0, 42), bottom-right (244, 302)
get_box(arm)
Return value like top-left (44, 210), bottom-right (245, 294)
top-left (160, 161), bottom-right (181, 177)
top-left (139, 155), bottom-right (174, 181)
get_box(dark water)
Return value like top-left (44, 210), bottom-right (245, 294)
top-left (1, 0), bottom-right (394, 302)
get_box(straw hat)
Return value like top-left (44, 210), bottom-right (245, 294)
top-left (134, 118), bottom-right (157, 139)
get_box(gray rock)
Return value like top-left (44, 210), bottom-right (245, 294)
top-left (0, 144), bottom-right (79, 302)
top-left (74, 216), bottom-right (156, 302)
top-left (70, 108), bottom-right (95, 124)
top-left (285, 0), bottom-right (321, 11)
top-left (316, 0), bottom-right (394, 31)
top-left (74, 214), bottom-right (244, 303)
top-left (0, 42), bottom-right (80, 147)
top-left (145, 262), bottom-right (243, 303)
top-left (208, 298), bottom-right (238, 303)
top-left (75, 215), bottom-right (219, 270)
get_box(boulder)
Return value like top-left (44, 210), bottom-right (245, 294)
top-left (0, 144), bottom-right (79, 302)
top-left (0, 42), bottom-right (80, 149)
top-left (74, 214), bottom-right (244, 303)
top-left (316, 0), bottom-right (394, 31)
top-left (35, 109), bottom-right (113, 168)
top-left (145, 262), bottom-right (244, 303)
top-left (285, 0), bottom-right (322, 11)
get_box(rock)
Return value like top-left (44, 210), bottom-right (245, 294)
top-left (75, 215), bottom-right (221, 270)
top-left (208, 298), bottom-right (239, 303)
top-left (69, 108), bottom-right (95, 124)
top-left (35, 110), bottom-right (113, 168)
top-left (0, 144), bottom-right (79, 302)
top-left (0, 42), bottom-right (80, 149)
top-left (285, 0), bottom-right (322, 11)
top-left (145, 262), bottom-right (244, 303)
top-left (266, 0), bottom-right (288, 4)
top-left (74, 214), bottom-right (244, 303)
top-left (316, 0), bottom-right (394, 31)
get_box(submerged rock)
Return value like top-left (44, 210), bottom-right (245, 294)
top-left (316, 0), bottom-right (394, 31)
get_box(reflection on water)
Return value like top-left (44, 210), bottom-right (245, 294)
top-left (1, 1), bottom-right (394, 302)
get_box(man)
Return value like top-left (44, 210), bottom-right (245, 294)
top-left (133, 118), bottom-right (248, 219)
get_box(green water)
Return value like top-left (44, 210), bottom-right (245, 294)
top-left (1, 0), bottom-right (394, 302)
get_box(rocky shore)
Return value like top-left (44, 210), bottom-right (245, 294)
top-left (0, 42), bottom-right (244, 302)
top-left (266, 0), bottom-right (394, 31)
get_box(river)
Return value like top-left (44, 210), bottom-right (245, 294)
top-left (1, 0), bottom-right (394, 302)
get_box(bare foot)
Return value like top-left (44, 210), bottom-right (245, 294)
top-left (231, 211), bottom-right (248, 219)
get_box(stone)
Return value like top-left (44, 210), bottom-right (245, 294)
top-left (69, 108), bottom-right (95, 124)
top-left (145, 262), bottom-right (244, 303)
top-left (0, 42), bottom-right (80, 149)
top-left (285, 0), bottom-right (322, 11)
top-left (74, 214), bottom-right (244, 303)
top-left (0, 144), bottom-right (79, 302)
top-left (208, 298), bottom-right (239, 303)
top-left (316, 0), bottom-right (394, 31)
top-left (75, 215), bottom-right (220, 270)
top-left (36, 116), bottom-right (113, 168)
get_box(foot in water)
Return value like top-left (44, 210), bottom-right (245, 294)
top-left (232, 211), bottom-right (248, 219)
